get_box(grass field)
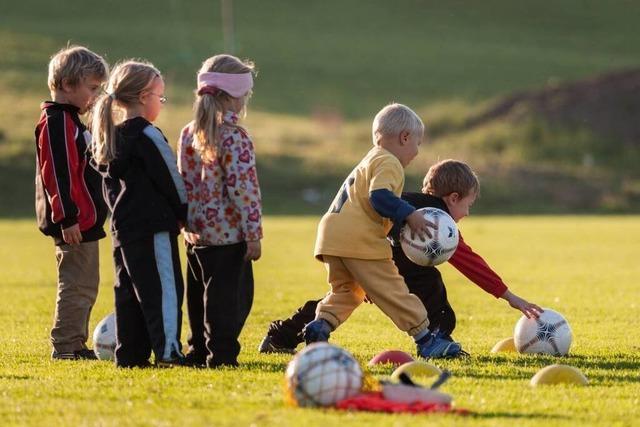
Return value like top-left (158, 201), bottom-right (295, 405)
top-left (1, 216), bottom-right (639, 426)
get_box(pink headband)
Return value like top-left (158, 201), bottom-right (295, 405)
top-left (197, 72), bottom-right (253, 98)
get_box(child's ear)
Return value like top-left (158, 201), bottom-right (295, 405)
top-left (445, 192), bottom-right (460, 204)
top-left (138, 92), bottom-right (148, 105)
top-left (60, 78), bottom-right (74, 93)
top-left (399, 130), bottom-right (410, 144)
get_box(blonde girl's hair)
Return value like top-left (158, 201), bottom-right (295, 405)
top-left (422, 159), bottom-right (480, 198)
top-left (90, 60), bottom-right (161, 164)
top-left (372, 103), bottom-right (424, 145)
top-left (193, 54), bottom-right (255, 163)
top-left (48, 45), bottom-right (109, 91)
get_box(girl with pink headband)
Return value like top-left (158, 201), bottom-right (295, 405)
top-left (177, 54), bottom-right (262, 368)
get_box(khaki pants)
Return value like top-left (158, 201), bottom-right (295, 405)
top-left (51, 241), bottom-right (100, 353)
top-left (316, 255), bottom-right (429, 337)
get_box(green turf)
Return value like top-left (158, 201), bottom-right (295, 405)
top-left (1, 216), bottom-right (638, 426)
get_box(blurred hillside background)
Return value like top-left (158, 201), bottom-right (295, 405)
top-left (1, 0), bottom-right (639, 215)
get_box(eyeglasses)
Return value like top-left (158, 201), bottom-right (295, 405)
top-left (149, 93), bottom-right (168, 104)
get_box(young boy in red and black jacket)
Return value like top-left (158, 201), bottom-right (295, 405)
top-left (35, 46), bottom-right (109, 360)
top-left (259, 160), bottom-right (542, 356)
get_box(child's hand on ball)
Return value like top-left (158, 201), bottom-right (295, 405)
top-left (406, 211), bottom-right (437, 240)
top-left (502, 290), bottom-right (543, 318)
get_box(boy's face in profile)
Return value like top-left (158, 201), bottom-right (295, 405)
top-left (444, 191), bottom-right (477, 222)
top-left (62, 75), bottom-right (104, 114)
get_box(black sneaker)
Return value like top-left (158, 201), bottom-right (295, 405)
top-left (183, 351), bottom-right (207, 367)
top-left (75, 349), bottom-right (98, 360)
top-left (258, 336), bottom-right (296, 354)
top-left (51, 349), bottom-right (98, 360)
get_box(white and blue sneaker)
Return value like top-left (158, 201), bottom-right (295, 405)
top-left (416, 330), bottom-right (465, 359)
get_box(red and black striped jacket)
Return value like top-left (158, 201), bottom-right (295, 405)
top-left (34, 101), bottom-right (107, 245)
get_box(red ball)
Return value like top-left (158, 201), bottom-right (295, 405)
top-left (368, 350), bottom-right (414, 367)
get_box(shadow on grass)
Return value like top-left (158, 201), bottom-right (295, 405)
top-left (0, 374), bottom-right (32, 380)
top-left (460, 353), bottom-right (640, 383)
top-left (240, 360), bottom-right (290, 373)
top-left (469, 411), bottom-right (568, 421)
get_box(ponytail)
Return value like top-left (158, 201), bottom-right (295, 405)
top-left (90, 93), bottom-right (116, 164)
top-left (89, 60), bottom-right (161, 164)
top-left (192, 91), bottom-right (227, 163)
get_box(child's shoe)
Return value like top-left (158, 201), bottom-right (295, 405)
top-left (155, 350), bottom-right (191, 368)
top-left (416, 331), bottom-right (463, 359)
top-left (182, 351), bottom-right (207, 367)
top-left (51, 349), bottom-right (98, 360)
top-left (302, 319), bottom-right (332, 344)
top-left (258, 335), bottom-right (296, 354)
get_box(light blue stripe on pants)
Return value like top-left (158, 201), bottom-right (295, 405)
top-left (153, 232), bottom-right (182, 360)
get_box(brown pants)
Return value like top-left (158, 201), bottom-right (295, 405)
top-left (316, 255), bottom-right (429, 337)
top-left (51, 241), bottom-right (100, 353)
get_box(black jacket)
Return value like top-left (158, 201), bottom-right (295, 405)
top-left (101, 117), bottom-right (187, 247)
top-left (34, 102), bottom-right (107, 245)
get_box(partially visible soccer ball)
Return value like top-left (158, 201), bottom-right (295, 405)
top-left (285, 342), bottom-right (363, 407)
top-left (514, 309), bottom-right (572, 356)
top-left (400, 207), bottom-right (459, 266)
top-left (93, 313), bottom-right (117, 361)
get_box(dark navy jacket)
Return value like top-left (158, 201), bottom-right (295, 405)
top-left (101, 117), bottom-right (187, 247)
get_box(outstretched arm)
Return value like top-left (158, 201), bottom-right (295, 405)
top-left (448, 233), bottom-right (542, 317)
top-left (500, 289), bottom-right (543, 319)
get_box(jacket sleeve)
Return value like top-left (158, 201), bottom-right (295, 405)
top-left (37, 110), bottom-right (80, 228)
top-left (448, 232), bottom-right (508, 298)
top-left (370, 189), bottom-right (415, 223)
top-left (140, 126), bottom-right (188, 223)
top-left (221, 127), bottom-right (263, 241)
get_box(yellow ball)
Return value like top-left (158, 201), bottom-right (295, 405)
top-left (530, 364), bottom-right (588, 386)
top-left (390, 361), bottom-right (442, 385)
top-left (491, 337), bottom-right (516, 353)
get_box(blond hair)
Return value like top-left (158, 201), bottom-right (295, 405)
top-left (193, 54), bottom-right (255, 163)
top-left (90, 60), bottom-right (161, 164)
top-left (422, 159), bottom-right (480, 198)
top-left (372, 103), bottom-right (424, 145)
top-left (48, 45), bottom-right (108, 91)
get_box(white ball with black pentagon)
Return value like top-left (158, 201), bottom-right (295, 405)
top-left (285, 342), bottom-right (363, 407)
top-left (514, 308), bottom-right (572, 356)
top-left (400, 207), bottom-right (459, 266)
top-left (92, 313), bottom-right (117, 360)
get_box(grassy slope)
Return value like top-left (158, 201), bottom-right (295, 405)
top-left (2, 1), bottom-right (640, 215)
top-left (0, 216), bottom-right (639, 426)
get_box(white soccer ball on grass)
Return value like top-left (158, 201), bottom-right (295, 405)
top-left (514, 308), bottom-right (572, 356)
top-left (92, 313), bottom-right (117, 361)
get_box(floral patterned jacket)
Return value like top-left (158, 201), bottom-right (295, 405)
top-left (177, 111), bottom-right (262, 245)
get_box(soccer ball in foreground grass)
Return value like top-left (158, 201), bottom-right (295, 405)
top-left (400, 208), bottom-right (459, 266)
top-left (514, 309), bottom-right (572, 356)
top-left (285, 342), bottom-right (363, 407)
top-left (93, 313), bottom-right (116, 360)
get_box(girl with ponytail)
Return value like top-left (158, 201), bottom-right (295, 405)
top-left (91, 60), bottom-right (189, 368)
